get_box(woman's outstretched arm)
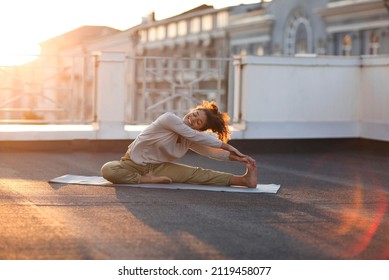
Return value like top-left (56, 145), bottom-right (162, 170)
top-left (220, 142), bottom-right (256, 166)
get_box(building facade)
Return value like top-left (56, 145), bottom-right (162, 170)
top-left (228, 0), bottom-right (389, 57)
top-left (318, 0), bottom-right (389, 56)
top-left (3, 0), bottom-right (388, 124)
top-left (38, 0), bottom-right (389, 58)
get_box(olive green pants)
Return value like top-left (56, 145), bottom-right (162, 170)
top-left (101, 159), bottom-right (233, 186)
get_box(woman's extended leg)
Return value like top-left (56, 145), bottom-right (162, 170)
top-left (102, 160), bottom-right (257, 187)
top-left (151, 162), bottom-right (231, 186)
top-left (152, 161), bottom-right (257, 188)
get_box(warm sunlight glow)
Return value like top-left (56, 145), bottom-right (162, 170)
top-left (0, 46), bottom-right (40, 66)
top-left (0, 124), bottom-right (95, 132)
top-left (0, 0), bottom-right (260, 65)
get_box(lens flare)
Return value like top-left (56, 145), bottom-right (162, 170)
top-left (334, 175), bottom-right (388, 258)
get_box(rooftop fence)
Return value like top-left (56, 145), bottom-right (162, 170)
top-left (0, 53), bottom-right (388, 142)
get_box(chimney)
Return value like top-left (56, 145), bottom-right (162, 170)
top-left (142, 11), bottom-right (156, 24)
top-left (148, 11), bottom-right (155, 22)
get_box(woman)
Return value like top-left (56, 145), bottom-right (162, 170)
top-left (101, 100), bottom-right (257, 188)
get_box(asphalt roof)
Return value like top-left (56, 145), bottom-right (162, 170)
top-left (1, 138), bottom-right (388, 259)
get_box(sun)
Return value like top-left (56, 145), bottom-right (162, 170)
top-left (0, 42), bottom-right (41, 66)
top-left (0, 1), bottom-right (42, 66)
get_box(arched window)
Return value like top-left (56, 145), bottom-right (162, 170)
top-left (295, 23), bottom-right (308, 54)
top-left (284, 8), bottom-right (313, 55)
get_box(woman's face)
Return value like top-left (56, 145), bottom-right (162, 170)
top-left (183, 109), bottom-right (207, 131)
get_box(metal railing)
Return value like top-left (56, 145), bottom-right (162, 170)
top-left (0, 55), bottom-right (95, 124)
top-left (1, 54), bottom-right (235, 125)
top-left (125, 56), bottom-right (234, 124)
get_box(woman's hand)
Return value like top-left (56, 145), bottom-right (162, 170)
top-left (221, 143), bottom-right (256, 166)
top-left (229, 153), bottom-right (256, 166)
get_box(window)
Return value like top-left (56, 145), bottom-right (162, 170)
top-left (157, 25), bottom-right (166, 40)
top-left (167, 23), bottom-right (177, 38)
top-left (316, 39), bottom-right (326, 55)
top-left (139, 30), bottom-right (147, 43)
top-left (369, 32), bottom-right (380, 55)
top-left (202, 15), bottom-right (213, 31)
top-left (178, 20), bottom-right (187, 36)
top-left (190, 17), bottom-right (201, 33)
top-left (232, 46), bottom-right (240, 55)
top-left (148, 27), bottom-right (156, 41)
top-left (217, 11), bottom-right (228, 28)
top-left (284, 8), bottom-right (313, 55)
top-left (295, 23), bottom-right (308, 54)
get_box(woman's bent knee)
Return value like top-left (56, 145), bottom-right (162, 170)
top-left (100, 160), bottom-right (141, 184)
top-left (101, 161), bottom-right (120, 182)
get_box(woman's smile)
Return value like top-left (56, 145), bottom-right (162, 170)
top-left (183, 110), bottom-right (207, 131)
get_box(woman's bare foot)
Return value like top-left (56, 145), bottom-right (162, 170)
top-left (229, 163), bottom-right (257, 188)
top-left (243, 163), bottom-right (257, 188)
top-left (140, 172), bottom-right (173, 184)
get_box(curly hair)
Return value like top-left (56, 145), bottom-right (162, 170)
top-left (195, 100), bottom-right (231, 143)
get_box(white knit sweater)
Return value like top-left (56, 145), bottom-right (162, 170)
top-left (126, 112), bottom-right (230, 165)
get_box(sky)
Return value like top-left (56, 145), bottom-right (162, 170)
top-left (0, 0), bottom-right (262, 65)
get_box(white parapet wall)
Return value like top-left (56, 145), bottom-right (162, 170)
top-left (360, 55), bottom-right (389, 141)
top-left (231, 55), bottom-right (389, 142)
top-left (94, 52), bottom-right (128, 139)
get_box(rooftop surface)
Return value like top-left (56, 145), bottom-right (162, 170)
top-left (0, 138), bottom-right (388, 260)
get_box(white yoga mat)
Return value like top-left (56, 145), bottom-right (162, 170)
top-left (49, 174), bottom-right (280, 194)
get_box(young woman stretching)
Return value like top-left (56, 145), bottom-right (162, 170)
top-left (101, 100), bottom-right (257, 188)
